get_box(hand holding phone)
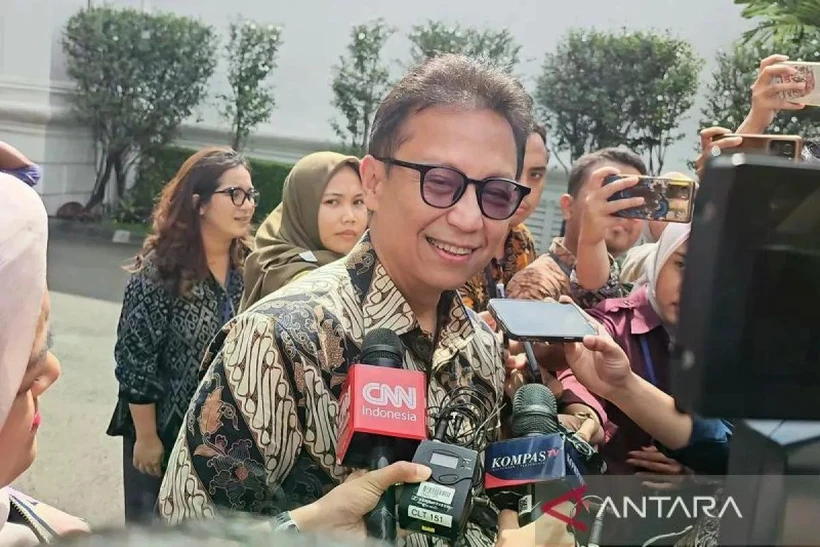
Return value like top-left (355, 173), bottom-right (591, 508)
top-left (579, 165), bottom-right (645, 245)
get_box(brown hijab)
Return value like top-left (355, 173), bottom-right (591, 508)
top-left (240, 151), bottom-right (360, 311)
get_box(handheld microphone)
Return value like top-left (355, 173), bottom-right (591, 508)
top-left (336, 329), bottom-right (427, 543)
top-left (398, 385), bottom-right (495, 541)
top-left (484, 384), bottom-right (605, 527)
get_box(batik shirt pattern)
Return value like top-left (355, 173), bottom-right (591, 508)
top-left (158, 232), bottom-right (506, 547)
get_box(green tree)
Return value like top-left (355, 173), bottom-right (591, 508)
top-left (700, 33), bottom-right (820, 135)
top-left (62, 6), bottom-right (217, 210)
top-left (330, 19), bottom-right (396, 156)
top-left (735, 0), bottom-right (820, 42)
top-left (536, 28), bottom-right (701, 173)
top-left (621, 33), bottom-right (701, 174)
top-left (218, 18), bottom-right (284, 152)
top-left (407, 20), bottom-right (521, 73)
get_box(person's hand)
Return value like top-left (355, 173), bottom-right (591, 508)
top-left (479, 310), bottom-right (498, 331)
top-left (496, 509), bottom-right (576, 547)
top-left (504, 350), bottom-right (564, 400)
top-left (558, 414), bottom-right (604, 446)
top-left (578, 166), bottom-right (644, 246)
top-left (627, 445), bottom-right (691, 491)
top-left (695, 126), bottom-right (743, 180)
top-left (290, 461), bottom-right (431, 538)
top-left (744, 54), bottom-right (806, 132)
top-left (563, 313), bottom-right (634, 401)
top-left (133, 434), bottom-right (164, 477)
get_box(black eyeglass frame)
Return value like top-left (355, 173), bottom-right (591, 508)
top-left (212, 187), bottom-right (260, 207)
top-left (374, 157), bottom-right (531, 220)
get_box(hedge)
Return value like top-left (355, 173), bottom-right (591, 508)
top-left (117, 146), bottom-right (292, 224)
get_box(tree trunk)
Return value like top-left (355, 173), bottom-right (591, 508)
top-left (85, 154), bottom-right (114, 211)
top-left (114, 154), bottom-right (127, 202)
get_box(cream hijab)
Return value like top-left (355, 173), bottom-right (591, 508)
top-left (0, 174), bottom-right (48, 541)
top-left (633, 222), bottom-right (691, 335)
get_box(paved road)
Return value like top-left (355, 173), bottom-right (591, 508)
top-left (12, 236), bottom-right (138, 528)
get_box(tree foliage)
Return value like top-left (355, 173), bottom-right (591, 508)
top-left (735, 0), bottom-right (820, 43)
top-left (407, 20), bottom-right (521, 73)
top-left (218, 18), bottom-right (284, 152)
top-left (62, 6), bottom-right (217, 209)
top-left (536, 28), bottom-right (701, 173)
top-left (700, 32), bottom-right (820, 136)
top-left (330, 19), bottom-right (396, 156)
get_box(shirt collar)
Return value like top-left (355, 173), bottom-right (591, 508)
top-left (627, 285), bottom-right (663, 335)
top-left (549, 237), bottom-right (576, 268)
top-left (344, 231), bottom-right (476, 370)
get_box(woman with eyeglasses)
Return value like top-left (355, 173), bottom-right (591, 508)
top-left (105, 147), bottom-right (256, 524)
top-left (240, 151), bottom-right (366, 311)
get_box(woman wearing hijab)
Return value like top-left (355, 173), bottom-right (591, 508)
top-left (240, 151), bottom-right (366, 311)
top-left (560, 223), bottom-right (699, 473)
top-left (0, 175), bottom-right (89, 544)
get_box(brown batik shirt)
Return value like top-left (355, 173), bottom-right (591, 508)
top-left (459, 223), bottom-right (538, 313)
top-left (506, 237), bottom-right (625, 309)
top-left (157, 231), bottom-right (506, 547)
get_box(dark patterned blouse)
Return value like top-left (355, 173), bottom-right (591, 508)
top-left (112, 257), bottom-right (243, 451)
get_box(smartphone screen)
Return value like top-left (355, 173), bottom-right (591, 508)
top-left (604, 175), bottom-right (695, 223)
top-left (487, 299), bottom-right (598, 342)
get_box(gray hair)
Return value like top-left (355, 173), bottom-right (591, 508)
top-left (54, 515), bottom-right (388, 547)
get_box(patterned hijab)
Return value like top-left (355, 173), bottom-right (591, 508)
top-left (240, 152), bottom-right (360, 311)
top-left (0, 174), bottom-right (48, 540)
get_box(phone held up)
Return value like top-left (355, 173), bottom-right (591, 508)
top-left (487, 299), bottom-right (597, 344)
top-left (603, 174), bottom-right (696, 223)
top-left (712, 133), bottom-right (803, 162)
top-left (773, 61), bottom-right (820, 106)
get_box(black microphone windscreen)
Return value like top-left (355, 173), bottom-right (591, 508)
top-left (511, 383), bottom-right (559, 436)
top-left (361, 328), bottom-right (404, 367)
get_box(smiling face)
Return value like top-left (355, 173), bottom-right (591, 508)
top-left (199, 165), bottom-right (256, 240)
top-left (361, 106), bottom-right (518, 296)
top-left (317, 165), bottom-right (368, 255)
top-left (0, 291), bottom-right (61, 487)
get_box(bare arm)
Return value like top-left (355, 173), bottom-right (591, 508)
top-left (608, 374), bottom-right (693, 450)
top-left (129, 403), bottom-right (158, 439)
top-left (574, 238), bottom-right (610, 291)
top-left (0, 141), bottom-right (33, 169)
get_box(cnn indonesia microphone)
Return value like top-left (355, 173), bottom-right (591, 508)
top-left (397, 385), bottom-right (495, 541)
top-left (336, 328), bottom-right (427, 542)
top-left (484, 384), bottom-right (606, 528)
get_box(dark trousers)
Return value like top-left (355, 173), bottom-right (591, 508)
top-left (122, 437), bottom-right (163, 524)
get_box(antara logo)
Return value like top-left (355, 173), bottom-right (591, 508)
top-left (362, 383), bottom-right (418, 409)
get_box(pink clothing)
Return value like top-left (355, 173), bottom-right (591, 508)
top-left (559, 285), bottom-right (671, 474)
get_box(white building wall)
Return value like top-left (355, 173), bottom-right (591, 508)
top-left (0, 0), bottom-right (753, 227)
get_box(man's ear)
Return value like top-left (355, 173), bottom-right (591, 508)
top-left (359, 155), bottom-right (384, 212)
top-left (559, 194), bottom-right (573, 222)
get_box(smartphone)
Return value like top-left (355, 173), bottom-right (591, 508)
top-left (773, 61), bottom-right (820, 106)
top-left (603, 175), bottom-right (696, 223)
top-left (712, 133), bottom-right (803, 162)
top-left (487, 299), bottom-right (598, 343)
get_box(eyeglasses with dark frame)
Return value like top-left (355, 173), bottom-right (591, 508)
top-left (213, 187), bottom-right (260, 207)
top-left (374, 157), bottom-right (530, 221)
